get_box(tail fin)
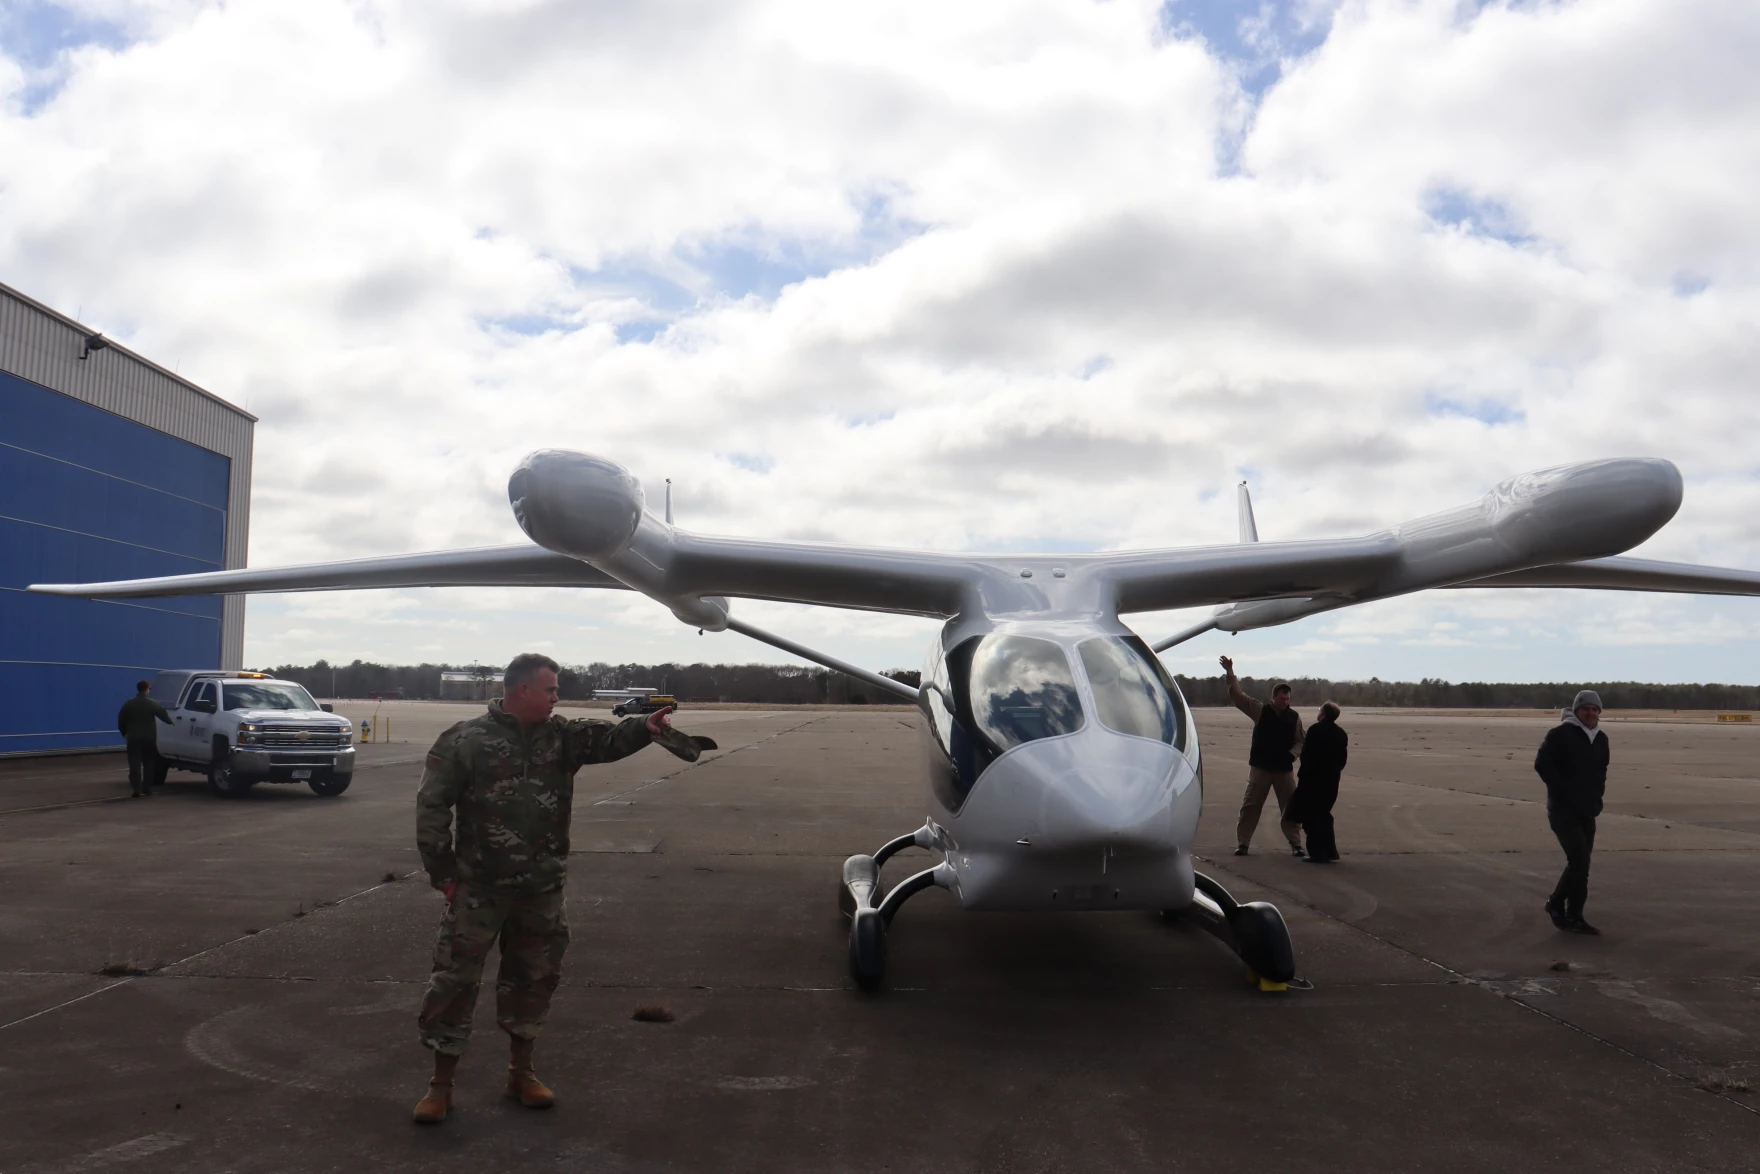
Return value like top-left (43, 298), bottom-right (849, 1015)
top-left (1152, 480), bottom-right (1262, 651)
top-left (1236, 481), bottom-right (1259, 544)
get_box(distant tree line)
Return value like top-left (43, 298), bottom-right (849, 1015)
top-left (265, 659), bottom-right (922, 705)
top-left (261, 660), bottom-right (1758, 709)
top-left (1175, 675), bottom-right (1760, 711)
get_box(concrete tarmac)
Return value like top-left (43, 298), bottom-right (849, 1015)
top-left (0, 704), bottom-right (1755, 1171)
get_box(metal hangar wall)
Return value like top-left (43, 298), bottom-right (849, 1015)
top-left (0, 282), bottom-right (256, 755)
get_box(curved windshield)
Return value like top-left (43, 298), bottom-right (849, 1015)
top-left (967, 635), bottom-right (1084, 750)
top-left (223, 683), bottom-right (319, 712)
top-left (1078, 635), bottom-right (1184, 747)
top-left (919, 633), bottom-right (1086, 812)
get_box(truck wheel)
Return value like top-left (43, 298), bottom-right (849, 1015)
top-left (208, 744), bottom-right (254, 798)
top-left (308, 774), bottom-right (351, 797)
top-left (149, 759), bottom-right (170, 787)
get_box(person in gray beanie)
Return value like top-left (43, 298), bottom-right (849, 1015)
top-left (1533, 690), bottom-right (1610, 934)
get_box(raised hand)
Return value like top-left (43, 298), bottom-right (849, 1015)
top-left (645, 704), bottom-right (676, 734)
top-left (1219, 655), bottom-right (1235, 676)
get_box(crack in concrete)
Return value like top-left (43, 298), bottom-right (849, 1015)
top-left (1195, 856), bottom-right (1760, 1119)
top-left (0, 720), bottom-right (829, 1032)
top-left (589, 713), bottom-right (828, 806)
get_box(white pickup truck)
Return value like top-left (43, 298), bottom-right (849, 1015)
top-left (147, 670), bottom-right (356, 798)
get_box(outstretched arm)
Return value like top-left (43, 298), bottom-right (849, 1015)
top-left (1219, 656), bottom-right (1262, 722)
top-left (566, 706), bottom-right (720, 764)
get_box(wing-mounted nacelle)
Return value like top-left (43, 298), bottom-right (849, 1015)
top-left (1394, 457), bottom-right (1684, 584)
top-left (1150, 458), bottom-right (1684, 649)
top-left (508, 449), bottom-right (730, 630)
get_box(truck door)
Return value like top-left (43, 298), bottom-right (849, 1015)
top-left (170, 680), bottom-right (218, 761)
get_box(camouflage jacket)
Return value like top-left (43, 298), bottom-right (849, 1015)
top-left (416, 702), bottom-right (711, 893)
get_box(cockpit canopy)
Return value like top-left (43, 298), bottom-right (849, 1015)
top-left (921, 630), bottom-right (1188, 812)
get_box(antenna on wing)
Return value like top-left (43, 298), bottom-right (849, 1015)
top-left (664, 479), bottom-right (673, 525)
top-left (1237, 480), bottom-right (1259, 544)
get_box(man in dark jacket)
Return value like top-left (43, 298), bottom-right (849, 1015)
top-left (116, 680), bottom-right (172, 797)
top-left (1221, 656), bottom-right (1305, 857)
top-left (1534, 689), bottom-right (1610, 934)
top-left (1289, 702), bottom-right (1348, 862)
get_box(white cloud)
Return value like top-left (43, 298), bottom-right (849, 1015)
top-left (3, 0), bottom-right (1758, 682)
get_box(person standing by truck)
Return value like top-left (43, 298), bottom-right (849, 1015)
top-left (116, 680), bottom-right (172, 797)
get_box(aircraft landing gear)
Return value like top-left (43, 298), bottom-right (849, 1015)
top-left (839, 823), bottom-right (951, 991)
top-left (1181, 871), bottom-right (1296, 991)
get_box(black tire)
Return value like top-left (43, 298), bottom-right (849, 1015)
top-left (207, 743), bottom-right (254, 798)
top-left (848, 908), bottom-right (886, 991)
top-left (308, 774), bottom-right (351, 797)
top-left (611, 705), bottom-right (626, 717)
top-left (149, 758), bottom-right (170, 788)
top-left (1229, 901), bottom-right (1295, 984)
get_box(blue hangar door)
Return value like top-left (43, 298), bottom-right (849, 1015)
top-left (1, 370), bottom-right (231, 755)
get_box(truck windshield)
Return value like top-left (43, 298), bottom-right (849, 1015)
top-left (1077, 635), bottom-right (1185, 748)
top-left (223, 683), bottom-right (319, 712)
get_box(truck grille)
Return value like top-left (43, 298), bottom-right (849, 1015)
top-left (253, 725), bottom-right (349, 749)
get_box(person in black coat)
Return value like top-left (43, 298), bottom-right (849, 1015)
top-left (1289, 702), bottom-right (1348, 862)
top-left (1534, 690), bottom-right (1610, 934)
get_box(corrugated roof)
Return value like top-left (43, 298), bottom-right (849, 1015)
top-left (0, 280), bottom-right (257, 422)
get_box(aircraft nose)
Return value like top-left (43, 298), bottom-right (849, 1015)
top-left (1491, 457), bottom-right (1682, 562)
top-left (966, 733), bottom-right (1190, 852)
top-left (508, 450), bottom-right (646, 559)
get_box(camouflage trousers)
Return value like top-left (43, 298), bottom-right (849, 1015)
top-left (417, 883), bottom-right (568, 1056)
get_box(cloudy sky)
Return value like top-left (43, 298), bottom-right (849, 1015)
top-left (4, 0), bottom-right (1757, 685)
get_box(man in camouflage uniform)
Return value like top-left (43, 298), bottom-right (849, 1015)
top-left (411, 653), bottom-right (716, 1124)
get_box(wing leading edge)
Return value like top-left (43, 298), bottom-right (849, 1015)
top-left (27, 544), bottom-right (627, 597)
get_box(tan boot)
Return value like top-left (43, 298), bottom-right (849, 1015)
top-left (506, 1038), bottom-right (556, 1109)
top-left (412, 1053), bottom-right (459, 1124)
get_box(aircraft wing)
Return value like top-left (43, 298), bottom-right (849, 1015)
top-left (27, 526), bottom-right (1408, 618)
top-left (27, 544), bottom-right (626, 597)
top-left (1453, 556), bottom-right (1760, 596)
top-left (34, 453), bottom-right (1733, 626)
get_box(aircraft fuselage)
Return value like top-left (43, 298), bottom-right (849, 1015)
top-left (913, 617), bottom-right (1202, 913)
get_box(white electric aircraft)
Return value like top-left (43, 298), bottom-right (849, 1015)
top-left (32, 451), bottom-right (1760, 989)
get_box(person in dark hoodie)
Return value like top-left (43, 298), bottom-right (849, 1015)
top-left (1534, 690), bottom-right (1610, 934)
top-left (116, 680), bottom-right (172, 798)
top-left (1289, 702), bottom-right (1348, 863)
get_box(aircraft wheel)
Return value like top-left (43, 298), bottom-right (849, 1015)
top-left (1229, 900), bottom-right (1294, 985)
top-left (848, 908), bottom-right (885, 991)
